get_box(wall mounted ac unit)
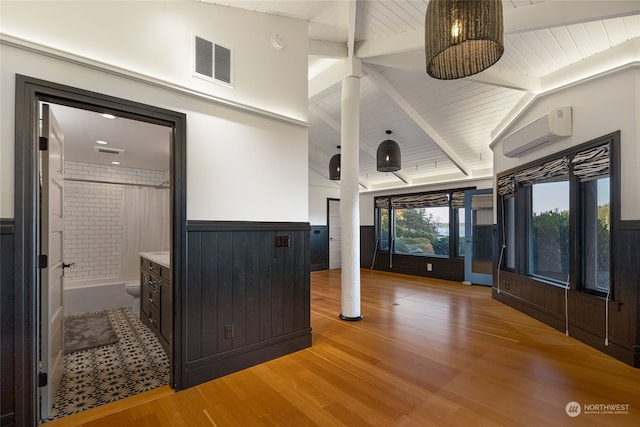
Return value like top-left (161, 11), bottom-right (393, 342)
top-left (502, 107), bottom-right (572, 157)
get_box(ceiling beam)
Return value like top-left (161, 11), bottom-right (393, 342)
top-left (362, 64), bottom-right (471, 176)
top-left (355, 1), bottom-right (640, 59)
top-left (309, 104), bottom-right (341, 132)
top-left (363, 53), bottom-right (541, 92)
top-left (347, 0), bottom-right (357, 58)
top-left (308, 60), bottom-right (346, 101)
top-left (309, 39), bottom-right (347, 58)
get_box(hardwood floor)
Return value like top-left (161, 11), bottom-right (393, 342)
top-left (44, 269), bottom-right (640, 426)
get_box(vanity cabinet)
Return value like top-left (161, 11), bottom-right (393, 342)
top-left (140, 256), bottom-right (172, 356)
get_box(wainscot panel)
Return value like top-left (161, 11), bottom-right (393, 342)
top-left (360, 226), bottom-right (376, 269)
top-left (1, 219), bottom-right (16, 426)
top-left (494, 220), bottom-right (640, 368)
top-left (185, 221), bottom-right (312, 387)
top-left (327, 225), bottom-right (462, 281)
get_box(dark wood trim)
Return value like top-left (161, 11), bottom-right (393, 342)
top-left (326, 198), bottom-right (339, 269)
top-left (185, 222), bottom-right (312, 388)
top-left (619, 220), bottom-right (640, 230)
top-left (0, 219), bottom-right (15, 234)
top-left (185, 332), bottom-right (311, 387)
top-left (13, 75), bottom-right (187, 424)
top-left (370, 252), bottom-right (465, 282)
top-left (1, 219), bottom-right (16, 427)
top-left (493, 286), bottom-right (637, 366)
top-left (187, 221), bottom-right (311, 232)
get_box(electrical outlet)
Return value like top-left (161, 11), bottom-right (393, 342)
top-left (224, 324), bottom-right (234, 339)
top-left (426, 263), bottom-right (432, 272)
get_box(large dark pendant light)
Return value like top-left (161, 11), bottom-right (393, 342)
top-left (425, 0), bottom-right (504, 80)
top-left (377, 130), bottom-right (401, 172)
top-left (329, 146), bottom-right (341, 180)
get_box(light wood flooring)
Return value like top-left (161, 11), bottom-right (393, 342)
top-left (44, 269), bottom-right (640, 426)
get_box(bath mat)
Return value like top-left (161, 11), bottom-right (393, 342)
top-left (64, 311), bottom-right (119, 354)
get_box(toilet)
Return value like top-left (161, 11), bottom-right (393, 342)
top-left (124, 281), bottom-right (141, 313)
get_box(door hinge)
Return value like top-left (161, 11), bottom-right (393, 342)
top-left (39, 136), bottom-right (48, 151)
top-left (39, 254), bottom-right (48, 269)
top-left (38, 371), bottom-right (48, 387)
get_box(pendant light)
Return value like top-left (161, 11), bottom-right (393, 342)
top-left (425, 0), bottom-right (504, 80)
top-left (329, 146), bottom-right (341, 180)
top-left (377, 130), bottom-right (401, 172)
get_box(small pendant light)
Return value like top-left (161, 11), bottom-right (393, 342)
top-left (329, 146), bottom-right (341, 180)
top-left (377, 130), bottom-right (401, 172)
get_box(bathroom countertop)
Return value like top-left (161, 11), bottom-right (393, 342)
top-left (139, 251), bottom-right (170, 269)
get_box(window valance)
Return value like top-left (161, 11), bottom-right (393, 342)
top-left (375, 190), bottom-right (466, 210)
top-left (498, 142), bottom-right (611, 196)
top-left (572, 143), bottom-right (610, 181)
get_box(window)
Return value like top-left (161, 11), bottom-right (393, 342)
top-left (457, 207), bottom-right (465, 257)
top-left (582, 177), bottom-right (610, 293)
top-left (528, 180), bottom-right (570, 283)
top-left (502, 196), bottom-right (515, 270)
top-left (394, 207), bottom-right (449, 256)
top-left (378, 206), bottom-right (390, 251)
top-left (374, 189), bottom-right (466, 259)
top-left (497, 136), bottom-right (616, 297)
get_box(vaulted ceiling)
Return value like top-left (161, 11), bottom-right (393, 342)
top-left (203, 0), bottom-right (640, 192)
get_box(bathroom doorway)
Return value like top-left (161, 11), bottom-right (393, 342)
top-left (13, 75), bottom-right (186, 425)
top-left (39, 101), bottom-right (172, 420)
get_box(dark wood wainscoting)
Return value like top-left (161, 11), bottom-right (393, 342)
top-left (1, 219), bottom-right (15, 426)
top-left (184, 221), bottom-right (312, 387)
top-left (310, 225), bottom-right (328, 271)
top-left (493, 220), bottom-right (640, 368)
top-left (363, 225), bottom-right (464, 282)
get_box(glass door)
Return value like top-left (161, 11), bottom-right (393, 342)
top-left (464, 189), bottom-right (494, 286)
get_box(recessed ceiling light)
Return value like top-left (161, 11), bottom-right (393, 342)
top-left (96, 140), bottom-right (108, 145)
top-left (102, 113), bottom-right (116, 119)
top-left (111, 161), bottom-right (120, 165)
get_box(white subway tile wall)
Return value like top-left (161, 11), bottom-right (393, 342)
top-left (63, 161), bottom-right (169, 281)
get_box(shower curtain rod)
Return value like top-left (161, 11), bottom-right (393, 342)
top-left (63, 177), bottom-right (169, 189)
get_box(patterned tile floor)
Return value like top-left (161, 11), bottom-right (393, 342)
top-left (48, 308), bottom-right (169, 421)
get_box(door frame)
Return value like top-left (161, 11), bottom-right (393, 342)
top-left (326, 198), bottom-right (340, 269)
top-left (464, 188), bottom-right (494, 286)
top-left (13, 75), bottom-right (187, 425)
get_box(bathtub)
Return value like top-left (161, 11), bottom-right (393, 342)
top-left (64, 277), bottom-right (137, 316)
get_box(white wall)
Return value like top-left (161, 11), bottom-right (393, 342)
top-left (0, 1), bottom-right (309, 221)
top-left (492, 69), bottom-right (640, 220)
top-left (0, 1), bottom-right (308, 122)
top-left (308, 170), bottom-right (340, 225)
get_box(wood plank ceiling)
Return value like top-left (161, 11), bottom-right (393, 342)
top-left (201, 0), bottom-right (640, 192)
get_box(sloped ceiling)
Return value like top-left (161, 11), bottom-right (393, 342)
top-left (56, 1), bottom-right (640, 187)
top-left (204, 0), bottom-right (640, 193)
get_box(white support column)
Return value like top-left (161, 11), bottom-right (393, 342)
top-left (339, 74), bottom-right (362, 321)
